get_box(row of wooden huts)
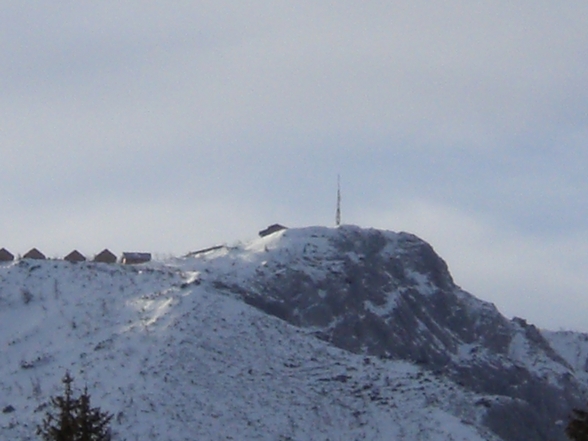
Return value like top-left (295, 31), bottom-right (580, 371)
top-left (0, 248), bottom-right (151, 265)
top-left (0, 224), bottom-right (288, 265)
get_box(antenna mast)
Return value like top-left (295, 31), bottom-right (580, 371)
top-left (336, 175), bottom-right (341, 226)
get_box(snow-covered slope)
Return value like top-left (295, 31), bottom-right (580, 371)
top-left (175, 226), bottom-right (588, 441)
top-left (0, 258), bottom-right (497, 441)
top-left (543, 329), bottom-right (588, 385)
top-left (0, 225), bottom-right (585, 440)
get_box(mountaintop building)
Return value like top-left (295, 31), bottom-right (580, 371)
top-left (23, 248), bottom-right (46, 260)
top-left (64, 250), bottom-right (86, 263)
top-left (0, 248), bottom-right (14, 262)
top-left (94, 249), bottom-right (117, 264)
top-left (121, 252), bottom-right (152, 265)
top-left (258, 224), bottom-right (287, 238)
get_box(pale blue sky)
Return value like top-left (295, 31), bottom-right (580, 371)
top-left (2, 2), bottom-right (588, 331)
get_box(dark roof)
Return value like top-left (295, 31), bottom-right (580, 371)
top-left (121, 252), bottom-right (151, 264)
top-left (0, 248), bottom-right (14, 261)
top-left (258, 224), bottom-right (287, 238)
top-left (64, 250), bottom-right (86, 263)
top-left (23, 248), bottom-right (46, 260)
top-left (94, 249), bottom-right (117, 263)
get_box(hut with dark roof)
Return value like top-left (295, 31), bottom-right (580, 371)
top-left (23, 248), bottom-right (46, 260)
top-left (258, 224), bottom-right (287, 238)
top-left (121, 252), bottom-right (151, 265)
top-left (0, 248), bottom-right (14, 262)
top-left (64, 250), bottom-right (86, 263)
top-left (94, 249), bottom-right (117, 264)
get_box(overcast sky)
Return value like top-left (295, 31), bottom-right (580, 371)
top-left (2, 2), bottom-right (588, 331)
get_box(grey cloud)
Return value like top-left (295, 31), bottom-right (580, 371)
top-left (4, 2), bottom-right (588, 151)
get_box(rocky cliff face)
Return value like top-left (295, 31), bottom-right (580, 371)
top-left (1, 254), bottom-right (502, 441)
top-left (205, 225), bottom-right (587, 441)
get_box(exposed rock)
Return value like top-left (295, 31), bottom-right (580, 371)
top-left (213, 225), bottom-right (586, 441)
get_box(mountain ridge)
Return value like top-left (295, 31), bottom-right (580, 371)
top-left (1, 224), bottom-right (587, 440)
top-left (181, 225), bottom-right (588, 441)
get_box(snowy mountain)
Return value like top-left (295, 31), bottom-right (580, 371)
top-left (1, 225), bottom-right (587, 441)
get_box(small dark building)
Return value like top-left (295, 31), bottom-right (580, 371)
top-left (23, 248), bottom-right (46, 260)
top-left (0, 248), bottom-right (14, 262)
top-left (258, 224), bottom-right (287, 238)
top-left (121, 252), bottom-right (152, 265)
top-left (94, 249), bottom-right (117, 264)
top-left (64, 250), bottom-right (86, 263)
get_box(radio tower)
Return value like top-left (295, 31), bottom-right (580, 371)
top-left (336, 175), bottom-right (341, 226)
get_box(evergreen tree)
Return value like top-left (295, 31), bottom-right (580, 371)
top-left (37, 372), bottom-right (112, 441)
top-left (566, 407), bottom-right (588, 441)
top-left (75, 386), bottom-right (112, 441)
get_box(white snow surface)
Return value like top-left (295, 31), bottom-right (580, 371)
top-left (542, 330), bottom-right (588, 385)
top-left (0, 227), bottom-right (506, 440)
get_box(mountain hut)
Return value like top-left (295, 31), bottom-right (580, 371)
top-left (258, 224), bottom-right (287, 238)
top-left (64, 250), bottom-right (86, 263)
top-left (94, 249), bottom-right (117, 264)
top-left (23, 248), bottom-right (46, 260)
top-left (121, 252), bottom-right (152, 265)
top-left (0, 248), bottom-right (14, 262)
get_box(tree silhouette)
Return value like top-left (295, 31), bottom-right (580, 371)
top-left (37, 372), bottom-right (112, 441)
top-left (566, 407), bottom-right (588, 441)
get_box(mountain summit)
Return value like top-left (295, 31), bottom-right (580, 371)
top-left (189, 225), bottom-right (587, 441)
top-left (1, 225), bottom-right (586, 440)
